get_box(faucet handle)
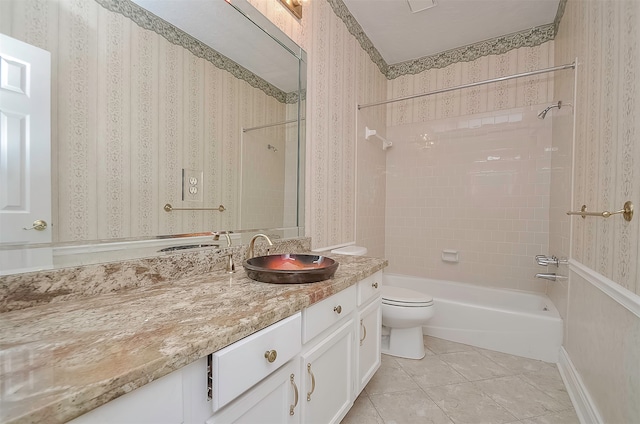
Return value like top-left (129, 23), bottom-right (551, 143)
top-left (536, 255), bottom-right (557, 266)
top-left (213, 231), bottom-right (233, 247)
top-left (535, 255), bottom-right (568, 266)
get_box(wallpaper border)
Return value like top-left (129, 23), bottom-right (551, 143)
top-left (94, 0), bottom-right (294, 103)
top-left (325, 0), bottom-right (389, 76)
top-left (329, 0), bottom-right (568, 80)
top-left (386, 24), bottom-right (555, 79)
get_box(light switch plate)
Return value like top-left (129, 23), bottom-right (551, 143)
top-left (182, 169), bottom-right (203, 202)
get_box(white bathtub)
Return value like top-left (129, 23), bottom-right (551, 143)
top-left (383, 273), bottom-right (563, 363)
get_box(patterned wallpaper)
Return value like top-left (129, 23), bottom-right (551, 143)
top-left (387, 43), bottom-right (555, 126)
top-left (549, 1), bottom-right (640, 423)
top-left (557, 0), bottom-right (639, 294)
top-left (249, 0), bottom-right (388, 250)
top-left (0, 0), bottom-right (289, 242)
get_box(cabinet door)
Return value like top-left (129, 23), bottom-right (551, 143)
top-left (68, 368), bottom-right (184, 424)
top-left (207, 359), bottom-right (301, 424)
top-left (356, 297), bottom-right (381, 394)
top-left (301, 319), bottom-right (353, 424)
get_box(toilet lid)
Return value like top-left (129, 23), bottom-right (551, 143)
top-left (381, 285), bottom-right (433, 307)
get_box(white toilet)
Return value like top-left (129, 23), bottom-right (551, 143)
top-left (328, 245), bottom-right (434, 359)
top-left (381, 286), bottom-right (434, 359)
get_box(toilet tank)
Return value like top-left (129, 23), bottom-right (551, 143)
top-left (330, 246), bottom-right (367, 256)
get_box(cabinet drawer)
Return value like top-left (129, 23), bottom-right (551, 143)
top-left (211, 313), bottom-right (301, 412)
top-left (357, 271), bottom-right (382, 306)
top-left (302, 285), bottom-right (356, 344)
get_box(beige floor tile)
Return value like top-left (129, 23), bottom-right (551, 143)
top-left (365, 355), bottom-right (420, 395)
top-left (520, 366), bottom-right (573, 409)
top-left (396, 355), bottom-right (467, 389)
top-left (341, 393), bottom-right (384, 424)
top-left (369, 389), bottom-right (453, 424)
top-left (347, 337), bottom-right (578, 424)
top-left (439, 351), bottom-right (511, 381)
top-left (474, 375), bottom-right (567, 420)
top-left (425, 382), bottom-right (518, 424)
top-left (519, 408), bottom-right (581, 424)
top-left (424, 335), bottom-right (476, 355)
top-left (474, 348), bottom-right (554, 374)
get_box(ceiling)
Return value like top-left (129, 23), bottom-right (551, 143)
top-left (340, 0), bottom-right (561, 65)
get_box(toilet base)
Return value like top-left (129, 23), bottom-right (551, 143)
top-left (380, 326), bottom-right (425, 359)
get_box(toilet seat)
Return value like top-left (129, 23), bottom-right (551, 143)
top-left (381, 286), bottom-right (433, 307)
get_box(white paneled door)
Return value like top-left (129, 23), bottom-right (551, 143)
top-left (0, 33), bottom-right (51, 272)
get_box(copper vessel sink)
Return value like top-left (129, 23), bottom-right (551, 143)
top-left (243, 254), bottom-right (338, 284)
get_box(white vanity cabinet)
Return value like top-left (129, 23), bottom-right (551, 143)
top-left (207, 359), bottom-right (301, 424)
top-left (68, 273), bottom-right (383, 424)
top-left (209, 313), bottom-right (301, 412)
top-left (68, 357), bottom-right (209, 424)
top-left (300, 285), bottom-right (356, 424)
top-left (355, 271), bottom-right (382, 393)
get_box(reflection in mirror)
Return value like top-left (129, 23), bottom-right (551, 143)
top-left (0, 0), bottom-right (306, 274)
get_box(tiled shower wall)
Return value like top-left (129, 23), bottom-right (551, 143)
top-left (384, 42), bottom-right (556, 293)
top-left (385, 108), bottom-right (553, 292)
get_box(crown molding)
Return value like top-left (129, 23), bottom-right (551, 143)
top-left (330, 0), bottom-right (568, 80)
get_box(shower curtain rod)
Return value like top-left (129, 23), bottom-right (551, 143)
top-left (358, 62), bottom-right (576, 110)
top-left (243, 117), bottom-right (306, 133)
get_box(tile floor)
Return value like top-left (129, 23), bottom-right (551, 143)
top-left (342, 336), bottom-right (579, 424)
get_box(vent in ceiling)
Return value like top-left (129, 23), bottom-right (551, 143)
top-left (406, 0), bottom-right (437, 13)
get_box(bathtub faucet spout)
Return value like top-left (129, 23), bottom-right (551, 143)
top-left (535, 273), bottom-right (557, 281)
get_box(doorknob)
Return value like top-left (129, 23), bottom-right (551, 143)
top-left (23, 220), bottom-right (47, 231)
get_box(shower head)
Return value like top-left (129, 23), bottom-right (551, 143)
top-left (537, 101), bottom-right (562, 119)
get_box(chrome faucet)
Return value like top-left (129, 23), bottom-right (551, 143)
top-left (535, 255), bottom-right (567, 267)
top-left (246, 233), bottom-right (273, 260)
top-left (535, 273), bottom-right (557, 281)
top-left (535, 255), bottom-right (557, 266)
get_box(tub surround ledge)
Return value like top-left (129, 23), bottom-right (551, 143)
top-left (0, 245), bottom-right (387, 424)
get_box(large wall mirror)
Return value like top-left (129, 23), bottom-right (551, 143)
top-left (0, 0), bottom-right (306, 274)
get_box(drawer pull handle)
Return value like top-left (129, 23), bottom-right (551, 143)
top-left (372, 282), bottom-right (379, 289)
top-left (333, 305), bottom-right (342, 314)
top-left (360, 319), bottom-right (367, 346)
top-left (290, 374), bottom-right (298, 415)
top-left (306, 363), bottom-right (316, 401)
top-left (264, 350), bottom-right (277, 363)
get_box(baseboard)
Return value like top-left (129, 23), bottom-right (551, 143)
top-left (557, 347), bottom-right (603, 424)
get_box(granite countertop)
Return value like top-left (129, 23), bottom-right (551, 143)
top-left (0, 253), bottom-right (387, 424)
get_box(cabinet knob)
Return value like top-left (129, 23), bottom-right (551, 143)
top-left (264, 349), bottom-right (277, 363)
top-left (372, 282), bottom-right (379, 289)
top-left (333, 305), bottom-right (342, 314)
